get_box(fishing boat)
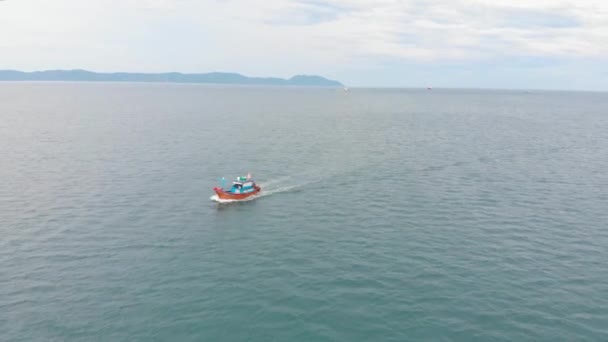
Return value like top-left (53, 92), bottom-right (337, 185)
top-left (213, 173), bottom-right (261, 201)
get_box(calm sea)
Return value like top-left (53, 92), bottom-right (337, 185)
top-left (1, 83), bottom-right (607, 341)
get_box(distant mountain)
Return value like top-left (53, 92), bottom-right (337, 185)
top-left (0, 69), bottom-right (343, 87)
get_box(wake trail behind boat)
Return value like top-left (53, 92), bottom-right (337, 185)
top-left (256, 184), bottom-right (301, 197)
top-left (257, 174), bottom-right (330, 197)
top-left (256, 176), bottom-right (293, 189)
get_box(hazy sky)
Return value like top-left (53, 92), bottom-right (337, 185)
top-left (1, 0), bottom-right (607, 89)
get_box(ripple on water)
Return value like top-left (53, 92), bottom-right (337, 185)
top-left (1, 85), bottom-right (608, 341)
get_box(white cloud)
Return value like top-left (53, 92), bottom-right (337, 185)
top-left (0, 0), bottom-right (607, 87)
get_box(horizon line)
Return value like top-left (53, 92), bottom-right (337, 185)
top-left (1, 79), bottom-right (606, 93)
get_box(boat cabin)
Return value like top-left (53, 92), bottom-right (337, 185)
top-left (229, 180), bottom-right (255, 194)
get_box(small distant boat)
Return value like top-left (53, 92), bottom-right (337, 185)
top-left (213, 173), bottom-right (261, 201)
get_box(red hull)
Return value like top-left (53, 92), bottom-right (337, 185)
top-left (213, 186), bottom-right (261, 200)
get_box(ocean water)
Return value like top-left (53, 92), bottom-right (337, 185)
top-left (1, 83), bottom-right (607, 341)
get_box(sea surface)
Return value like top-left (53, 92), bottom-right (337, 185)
top-left (1, 83), bottom-right (607, 341)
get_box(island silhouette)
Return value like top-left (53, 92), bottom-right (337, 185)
top-left (0, 69), bottom-right (343, 87)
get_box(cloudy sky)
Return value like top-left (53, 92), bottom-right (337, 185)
top-left (1, 0), bottom-right (607, 89)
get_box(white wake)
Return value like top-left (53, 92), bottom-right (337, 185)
top-left (209, 194), bottom-right (258, 203)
